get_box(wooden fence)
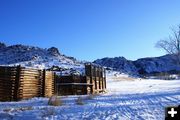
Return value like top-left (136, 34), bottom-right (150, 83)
top-left (0, 64), bottom-right (106, 101)
top-left (55, 63), bottom-right (106, 95)
top-left (0, 66), bottom-right (54, 101)
top-left (85, 63), bottom-right (106, 93)
top-left (55, 76), bottom-right (92, 95)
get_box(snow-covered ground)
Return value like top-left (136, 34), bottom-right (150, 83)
top-left (0, 75), bottom-right (180, 120)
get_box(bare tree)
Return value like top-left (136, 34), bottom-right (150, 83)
top-left (155, 24), bottom-right (180, 64)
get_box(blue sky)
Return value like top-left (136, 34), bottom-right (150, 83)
top-left (0, 0), bottom-right (180, 61)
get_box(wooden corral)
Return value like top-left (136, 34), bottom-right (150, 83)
top-left (0, 66), bottom-right (54, 101)
top-left (85, 63), bottom-right (106, 93)
top-left (55, 76), bottom-right (92, 95)
top-left (55, 63), bottom-right (106, 95)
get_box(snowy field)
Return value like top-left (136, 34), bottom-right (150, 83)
top-left (0, 75), bottom-right (180, 120)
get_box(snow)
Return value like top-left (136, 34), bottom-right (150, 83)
top-left (0, 75), bottom-right (180, 120)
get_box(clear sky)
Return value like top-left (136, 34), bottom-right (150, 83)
top-left (0, 0), bottom-right (180, 61)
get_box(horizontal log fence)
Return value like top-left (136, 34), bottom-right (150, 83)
top-left (0, 66), bottom-right (54, 101)
top-left (0, 63), bottom-right (106, 101)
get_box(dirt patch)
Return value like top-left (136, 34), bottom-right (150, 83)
top-left (109, 76), bottom-right (135, 81)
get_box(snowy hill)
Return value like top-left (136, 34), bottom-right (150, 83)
top-left (0, 42), bottom-right (84, 74)
top-left (94, 55), bottom-right (180, 75)
top-left (94, 57), bottom-right (138, 75)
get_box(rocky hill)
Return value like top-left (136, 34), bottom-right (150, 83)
top-left (94, 54), bottom-right (180, 75)
top-left (0, 42), bottom-right (84, 75)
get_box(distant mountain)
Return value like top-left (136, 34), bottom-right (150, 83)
top-left (1, 42), bottom-right (180, 76)
top-left (93, 54), bottom-right (180, 75)
top-left (0, 42), bottom-right (84, 74)
top-left (94, 57), bottom-right (138, 75)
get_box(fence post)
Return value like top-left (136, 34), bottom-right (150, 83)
top-left (90, 65), bottom-right (94, 94)
top-left (101, 67), bottom-right (104, 91)
top-left (42, 69), bottom-right (46, 97)
top-left (104, 68), bottom-right (106, 89)
top-left (54, 72), bottom-right (56, 95)
top-left (14, 65), bottom-right (21, 101)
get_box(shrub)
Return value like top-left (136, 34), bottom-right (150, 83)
top-left (76, 97), bottom-right (84, 105)
top-left (19, 106), bottom-right (33, 111)
top-left (3, 106), bottom-right (33, 113)
top-left (3, 108), bottom-right (12, 112)
top-left (48, 95), bottom-right (63, 106)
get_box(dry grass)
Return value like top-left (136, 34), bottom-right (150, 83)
top-left (102, 89), bottom-right (108, 93)
top-left (3, 108), bottom-right (11, 112)
top-left (48, 95), bottom-right (63, 106)
top-left (19, 106), bottom-right (33, 111)
top-left (3, 106), bottom-right (33, 113)
top-left (110, 76), bottom-right (135, 81)
top-left (76, 97), bottom-right (84, 105)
